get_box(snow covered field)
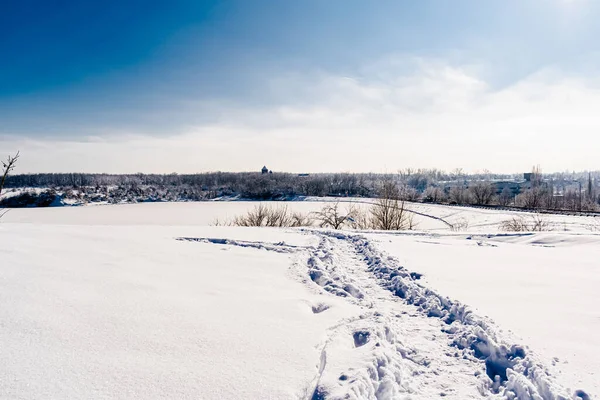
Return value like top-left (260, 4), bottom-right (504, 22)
top-left (2, 199), bottom-right (599, 233)
top-left (0, 202), bottom-right (598, 399)
top-left (371, 231), bottom-right (600, 397)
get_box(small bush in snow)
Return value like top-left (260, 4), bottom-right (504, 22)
top-left (499, 214), bottom-right (551, 232)
top-left (450, 218), bottom-right (469, 232)
top-left (347, 208), bottom-right (371, 230)
top-left (587, 218), bottom-right (600, 232)
top-left (290, 211), bottom-right (314, 228)
top-left (231, 204), bottom-right (313, 228)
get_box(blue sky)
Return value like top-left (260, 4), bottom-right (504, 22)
top-left (1, 0), bottom-right (599, 172)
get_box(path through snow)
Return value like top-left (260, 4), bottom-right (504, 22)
top-left (188, 229), bottom-right (588, 400)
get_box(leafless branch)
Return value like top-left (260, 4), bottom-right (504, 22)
top-left (1, 151), bottom-right (20, 197)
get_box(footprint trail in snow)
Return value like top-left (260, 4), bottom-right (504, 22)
top-left (178, 231), bottom-right (590, 400)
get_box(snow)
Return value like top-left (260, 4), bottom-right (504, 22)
top-left (372, 231), bottom-right (600, 397)
top-left (1, 202), bottom-right (598, 399)
top-left (3, 198), bottom-right (599, 233)
top-left (0, 224), bottom-right (362, 399)
top-left (403, 202), bottom-right (600, 233)
top-left (304, 198), bottom-right (600, 233)
top-left (0, 201), bottom-right (327, 226)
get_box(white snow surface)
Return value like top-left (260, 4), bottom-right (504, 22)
top-left (0, 202), bottom-right (598, 399)
top-left (2, 198), bottom-right (599, 233)
top-left (371, 231), bottom-right (600, 398)
top-left (1, 224), bottom-right (359, 399)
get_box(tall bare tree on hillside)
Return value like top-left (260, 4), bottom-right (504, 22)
top-left (1, 151), bottom-right (19, 219)
top-left (1, 151), bottom-right (19, 197)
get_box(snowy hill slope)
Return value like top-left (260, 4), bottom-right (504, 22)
top-left (0, 204), bottom-right (597, 399)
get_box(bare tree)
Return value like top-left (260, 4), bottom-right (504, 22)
top-left (452, 168), bottom-right (464, 181)
top-left (1, 151), bottom-right (19, 197)
top-left (500, 214), bottom-right (550, 232)
top-left (516, 187), bottom-right (547, 210)
top-left (227, 204), bottom-right (314, 227)
top-left (531, 165), bottom-right (543, 188)
top-left (498, 187), bottom-right (513, 207)
top-left (423, 186), bottom-right (446, 203)
top-left (399, 185), bottom-right (421, 202)
top-left (468, 181), bottom-right (496, 205)
top-left (233, 204), bottom-right (270, 226)
top-left (544, 181), bottom-right (557, 210)
top-left (0, 151), bottom-right (19, 219)
top-left (370, 180), bottom-right (414, 230)
top-left (449, 185), bottom-right (468, 205)
top-left (314, 201), bottom-right (355, 230)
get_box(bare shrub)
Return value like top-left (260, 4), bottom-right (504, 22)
top-left (500, 214), bottom-right (551, 232)
top-left (403, 212), bottom-right (417, 230)
top-left (450, 218), bottom-right (469, 232)
top-left (290, 211), bottom-right (314, 227)
top-left (229, 199), bottom-right (417, 232)
top-left (211, 218), bottom-right (232, 227)
top-left (587, 218), bottom-right (600, 232)
top-left (265, 205), bottom-right (293, 227)
top-left (529, 214), bottom-right (550, 231)
top-left (370, 181), bottom-right (415, 230)
top-left (500, 217), bottom-right (528, 232)
top-left (231, 204), bottom-right (312, 228)
top-left (233, 204), bottom-right (269, 226)
top-left (347, 207), bottom-right (371, 230)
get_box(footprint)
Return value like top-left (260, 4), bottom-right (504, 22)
top-left (353, 331), bottom-right (371, 347)
top-left (312, 303), bottom-right (331, 314)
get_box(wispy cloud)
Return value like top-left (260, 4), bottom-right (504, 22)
top-left (3, 58), bottom-right (599, 173)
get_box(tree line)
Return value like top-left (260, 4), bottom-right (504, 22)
top-left (2, 153), bottom-right (599, 212)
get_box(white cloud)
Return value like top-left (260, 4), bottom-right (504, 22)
top-left (2, 58), bottom-right (600, 173)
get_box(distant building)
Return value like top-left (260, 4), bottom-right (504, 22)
top-left (261, 166), bottom-right (268, 174)
top-left (493, 180), bottom-right (522, 196)
top-left (524, 173), bottom-right (533, 182)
